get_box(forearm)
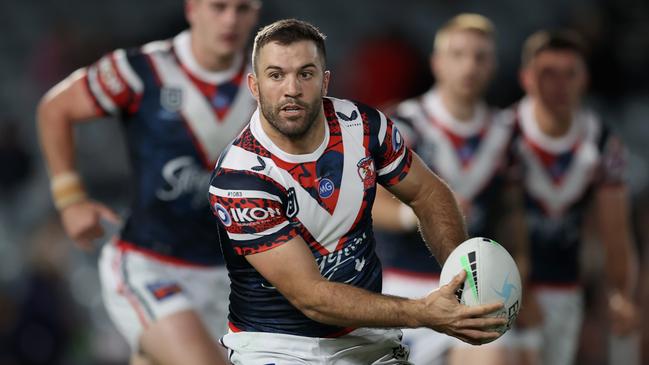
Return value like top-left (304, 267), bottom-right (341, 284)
top-left (37, 103), bottom-right (77, 176)
top-left (597, 187), bottom-right (637, 296)
top-left (604, 235), bottom-right (637, 296)
top-left (297, 279), bottom-right (423, 328)
top-left (411, 176), bottom-right (467, 265)
top-left (496, 186), bottom-right (530, 281)
top-left (372, 187), bottom-right (418, 232)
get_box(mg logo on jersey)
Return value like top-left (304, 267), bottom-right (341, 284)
top-left (230, 207), bottom-right (282, 223)
top-left (318, 178), bottom-right (335, 198)
top-left (357, 156), bottom-right (376, 190)
top-left (161, 86), bottom-right (183, 112)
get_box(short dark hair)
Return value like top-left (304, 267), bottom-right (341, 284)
top-left (521, 29), bottom-right (587, 67)
top-left (252, 19), bottom-right (327, 73)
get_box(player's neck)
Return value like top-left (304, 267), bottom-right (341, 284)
top-left (261, 112), bottom-right (327, 155)
top-left (191, 36), bottom-right (236, 72)
top-left (533, 101), bottom-right (573, 137)
top-left (438, 89), bottom-right (478, 122)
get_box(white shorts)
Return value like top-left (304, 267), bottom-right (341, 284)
top-left (98, 240), bottom-right (230, 351)
top-left (509, 286), bottom-right (583, 365)
top-left (222, 327), bottom-right (410, 364)
top-left (382, 269), bottom-right (515, 363)
top-left (382, 270), bottom-right (451, 365)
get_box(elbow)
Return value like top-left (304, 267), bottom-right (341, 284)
top-left (290, 293), bottom-right (323, 322)
top-left (285, 281), bottom-right (331, 324)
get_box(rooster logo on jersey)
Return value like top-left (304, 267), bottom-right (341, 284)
top-left (357, 156), bottom-right (376, 190)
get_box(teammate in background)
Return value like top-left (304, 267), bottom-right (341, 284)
top-left (372, 14), bottom-right (536, 365)
top-left (36, 1), bottom-right (259, 364)
top-left (208, 19), bottom-right (506, 364)
top-left (509, 29), bottom-right (638, 365)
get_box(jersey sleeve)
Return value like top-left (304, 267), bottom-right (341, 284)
top-left (208, 169), bottom-right (300, 256)
top-left (371, 110), bottom-right (413, 187)
top-left (83, 48), bottom-right (144, 117)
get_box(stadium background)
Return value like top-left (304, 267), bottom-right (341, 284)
top-left (0, 0), bottom-right (647, 364)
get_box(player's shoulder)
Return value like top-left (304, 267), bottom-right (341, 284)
top-left (577, 107), bottom-right (609, 147)
top-left (490, 106), bottom-right (517, 128)
top-left (325, 96), bottom-right (384, 122)
top-left (393, 95), bottom-right (423, 119)
top-left (140, 38), bottom-right (173, 56)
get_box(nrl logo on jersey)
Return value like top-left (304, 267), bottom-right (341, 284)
top-left (161, 86), bottom-right (183, 112)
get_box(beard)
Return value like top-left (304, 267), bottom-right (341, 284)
top-left (258, 92), bottom-right (322, 139)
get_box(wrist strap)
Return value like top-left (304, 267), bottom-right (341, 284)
top-left (51, 172), bottom-right (87, 210)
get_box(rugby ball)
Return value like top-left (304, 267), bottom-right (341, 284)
top-left (439, 237), bottom-right (521, 335)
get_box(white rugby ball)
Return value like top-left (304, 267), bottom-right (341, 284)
top-left (439, 237), bottom-right (522, 335)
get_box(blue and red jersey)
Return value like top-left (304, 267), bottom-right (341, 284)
top-left (82, 31), bottom-right (256, 265)
top-left (209, 97), bottom-right (412, 337)
top-left (375, 89), bottom-right (517, 277)
top-left (511, 97), bottom-right (626, 285)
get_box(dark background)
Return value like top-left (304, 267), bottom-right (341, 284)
top-left (1, 1), bottom-right (648, 364)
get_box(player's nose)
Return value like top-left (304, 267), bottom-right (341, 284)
top-left (284, 75), bottom-right (302, 98)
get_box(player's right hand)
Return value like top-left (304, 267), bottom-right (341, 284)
top-left (60, 200), bottom-right (121, 250)
top-left (420, 271), bottom-right (505, 345)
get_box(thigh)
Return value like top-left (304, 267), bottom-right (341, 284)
top-left (99, 242), bottom-right (227, 364)
top-left (139, 309), bottom-right (226, 365)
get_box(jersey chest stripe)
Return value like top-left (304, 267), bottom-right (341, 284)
top-left (518, 138), bottom-right (598, 215)
top-left (416, 103), bottom-right (509, 199)
top-left (148, 52), bottom-right (252, 165)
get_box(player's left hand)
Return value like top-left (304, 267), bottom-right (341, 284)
top-left (608, 291), bottom-right (638, 335)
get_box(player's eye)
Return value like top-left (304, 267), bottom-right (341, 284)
top-left (268, 72), bottom-right (283, 80)
top-left (237, 4), bottom-right (251, 13)
top-left (210, 2), bottom-right (227, 12)
top-left (299, 71), bottom-right (313, 79)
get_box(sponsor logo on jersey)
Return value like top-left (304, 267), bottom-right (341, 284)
top-left (336, 110), bottom-right (358, 121)
top-left (392, 126), bottom-right (403, 152)
top-left (251, 156), bottom-right (267, 172)
top-left (160, 86), bottom-right (183, 112)
top-left (356, 156), bottom-right (376, 190)
top-left (318, 178), bottom-right (335, 198)
top-left (214, 203), bottom-right (232, 227)
top-left (229, 207), bottom-right (282, 223)
top-left (316, 232), bottom-right (367, 280)
top-left (285, 187), bottom-right (299, 218)
top-left (156, 156), bottom-right (211, 207)
top-left (212, 93), bottom-right (231, 109)
top-left (146, 281), bottom-right (182, 301)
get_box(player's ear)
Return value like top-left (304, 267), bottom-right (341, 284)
top-left (247, 72), bottom-right (260, 101)
top-left (184, 0), bottom-right (196, 26)
top-left (321, 70), bottom-right (330, 96)
top-left (519, 67), bottom-right (531, 93)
